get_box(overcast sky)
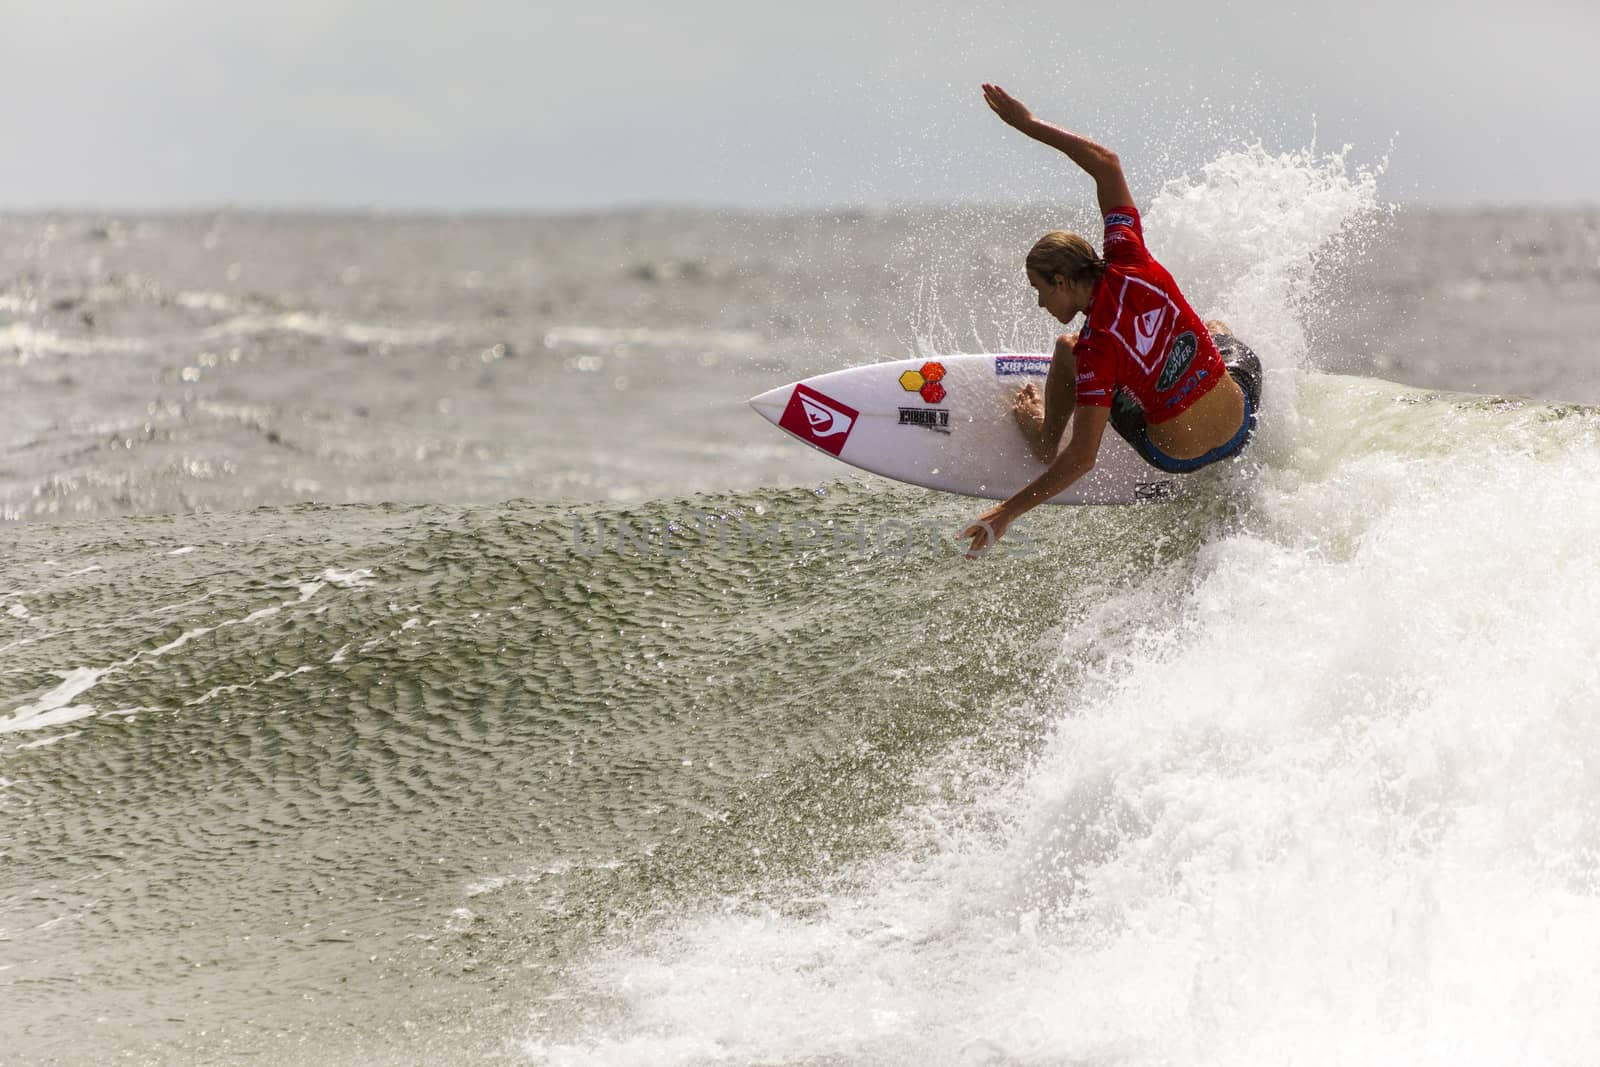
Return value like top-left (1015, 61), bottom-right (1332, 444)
top-left (1, 0), bottom-right (1594, 210)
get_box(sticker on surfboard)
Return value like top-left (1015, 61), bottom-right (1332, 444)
top-left (994, 355), bottom-right (1051, 376)
top-left (778, 383), bottom-right (859, 456)
top-left (897, 361), bottom-right (947, 403)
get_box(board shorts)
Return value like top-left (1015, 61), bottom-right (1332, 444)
top-left (1108, 333), bottom-right (1263, 474)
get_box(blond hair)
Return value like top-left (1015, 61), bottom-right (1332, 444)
top-left (1026, 231), bottom-right (1106, 287)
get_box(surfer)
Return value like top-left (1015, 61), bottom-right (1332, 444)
top-left (963, 84), bottom-right (1263, 558)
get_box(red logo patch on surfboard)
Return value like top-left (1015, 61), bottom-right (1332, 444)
top-left (778, 383), bottom-right (859, 456)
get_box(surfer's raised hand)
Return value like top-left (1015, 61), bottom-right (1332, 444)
top-left (982, 84), bottom-right (1035, 131)
top-left (981, 84), bottom-right (1133, 214)
top-left (962, 504), bottom-right (1013, 560)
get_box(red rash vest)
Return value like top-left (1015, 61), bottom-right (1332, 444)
top-left (1071, 205), bottom-right (1226, 424)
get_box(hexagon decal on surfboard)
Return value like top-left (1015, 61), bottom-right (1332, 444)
top-left (778, 383), bottom-right (860, 456)
top-left (897, 361), bottom-right (947, 404)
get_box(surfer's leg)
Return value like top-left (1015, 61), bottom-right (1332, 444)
top-left (1108, 389), bottom-right (1168, 470)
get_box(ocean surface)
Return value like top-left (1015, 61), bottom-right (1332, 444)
top-left (5, 147), bottom-right (1600, 1064)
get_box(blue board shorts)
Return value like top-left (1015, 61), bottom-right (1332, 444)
top-left (1109, 333), bottom-right (1263, 475)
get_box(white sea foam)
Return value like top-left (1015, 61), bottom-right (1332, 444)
top-left (188, 665), bottom-right (314, 707)
top-left (0, 667), bottom-right (106, 734)
top-left (0, 323), bottom-right (148, 363)
top-left (201, 312), bottom-right (450, 346)
top-left (1145, 141), bottom-right (1386, 369)
top-left (0, 565), bottom-right (377, 736)
top-left (540, 325), bottom-right (762, 352)
top-left (174, 290), bottom-right (238, 313)
top-left (319, 567), bottom-right (376, 588)
top-left (16, 730), bottom-right (83, 750)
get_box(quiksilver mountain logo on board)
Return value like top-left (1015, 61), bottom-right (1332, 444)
top-left (778, 383), bottom-right (860, 456)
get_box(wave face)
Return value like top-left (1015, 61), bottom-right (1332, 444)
top-left (523, 382), bottom-right (1600, 1066)
top-left (6, 152), bottom-right (1600, 1064)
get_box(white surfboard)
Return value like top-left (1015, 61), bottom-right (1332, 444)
top-left (749, 353), bottom-right (1182, 505)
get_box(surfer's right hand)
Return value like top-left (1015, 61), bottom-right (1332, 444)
top-left (962, 504), bottom-right (1013, 560)
top-left (982, 84), bottom-right (1034, 130)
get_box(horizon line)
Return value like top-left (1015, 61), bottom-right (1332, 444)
top-left (2, 196), bottom-right (1596, 219)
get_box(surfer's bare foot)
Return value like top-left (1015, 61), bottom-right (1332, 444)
top-left (1012, 383), bottom-right (1050, 460)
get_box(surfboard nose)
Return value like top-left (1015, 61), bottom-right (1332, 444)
top-left (747, 383), bottom-right (791, 426)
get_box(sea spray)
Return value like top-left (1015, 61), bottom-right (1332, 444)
top-left (1147, 141), bottom-right (1389, 368)
top-left (892, 140), bottom-right (1384, 373)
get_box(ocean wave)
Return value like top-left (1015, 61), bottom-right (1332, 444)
top-left (0, 322), bottom-right (149, 362)
top-left (522, 377), bottom-right (1600, 1066)
top-left (6, 376), bottom-right (1599, 1061)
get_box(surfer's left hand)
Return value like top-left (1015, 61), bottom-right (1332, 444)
top-left (962, 504), bottom-right (1013, 559)
top-left (982, 84), bottom-right (1034, 130)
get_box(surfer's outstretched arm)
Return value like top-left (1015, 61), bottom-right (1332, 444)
top-left (982, 84), bottom-right (1135, 215)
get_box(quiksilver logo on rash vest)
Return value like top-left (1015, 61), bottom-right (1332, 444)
top-left (1134, 307), bottom-right (1165, 357)
top-left (1105, 276), bottom-right (1179, 373)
